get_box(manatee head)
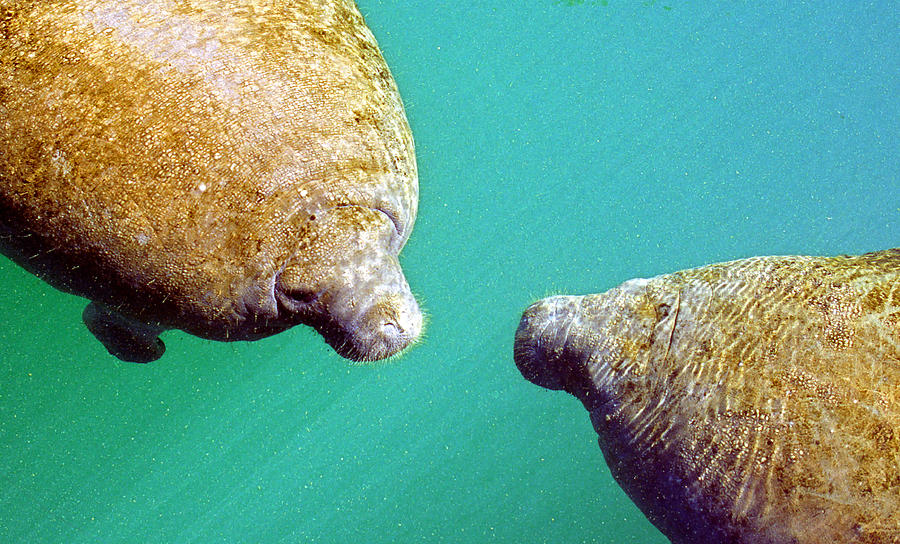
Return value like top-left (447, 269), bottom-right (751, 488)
top-left (513, 279), bottom-right (724, 543)
top-left (274, 205), bottom-right (422, 362)
top-left (513, 277), bottom-right (679, 413)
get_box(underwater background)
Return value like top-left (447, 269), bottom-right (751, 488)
top-left (1, 1), bottom-right (897, 542)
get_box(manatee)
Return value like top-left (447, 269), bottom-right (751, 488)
top-left (514, 249), bottom-right (900, 543)
top-left (0, 0), bottom-right (422, 362)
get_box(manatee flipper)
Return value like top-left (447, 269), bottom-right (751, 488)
top-left (82, 303), bottom-right (165, 363)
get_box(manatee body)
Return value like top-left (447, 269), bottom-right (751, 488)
top-left (0, 0), bottom-right (422, 362)
top-left (514, 249), bottom-right (900, 543)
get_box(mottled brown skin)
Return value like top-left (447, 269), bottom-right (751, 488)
top-left (515, 249), bottom-right (900, 543)
top-left (0, 0), bottom-right (422, 362)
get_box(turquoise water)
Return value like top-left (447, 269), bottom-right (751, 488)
top-left (1, 2), bottom-right (897, 542)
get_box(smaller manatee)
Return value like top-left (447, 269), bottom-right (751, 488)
top-left (514, 249), bottom-right (900, 544)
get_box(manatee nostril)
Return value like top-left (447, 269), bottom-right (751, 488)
top-left (382, 321), bottom-right (402, 336)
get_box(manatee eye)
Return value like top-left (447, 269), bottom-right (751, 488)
top-left (283, 289), bottom-right (318, 304)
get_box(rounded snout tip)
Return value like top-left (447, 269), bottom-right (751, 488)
top-left (376, 293), bottom-right (424, 354)
top-left (337, 291), bottom-right (424, 362)
top-left (513, 295), bottom-right (580, 391)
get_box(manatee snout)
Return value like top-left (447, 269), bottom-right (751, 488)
top-left (516, 286), bottom-right (659, 409)
top-left (333, 277), bottom-right (422, 362)
top-left (275, 206), bottom-right (422, 361)
top-left (277, 258), bottom-right (422, 362)
top-left (514, 295), bottom-right (585, 392)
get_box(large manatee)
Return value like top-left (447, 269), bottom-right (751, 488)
top-left (0, 0), bottom-right (422, 362)
top-left (514, 249), bottom-right (900, 543)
